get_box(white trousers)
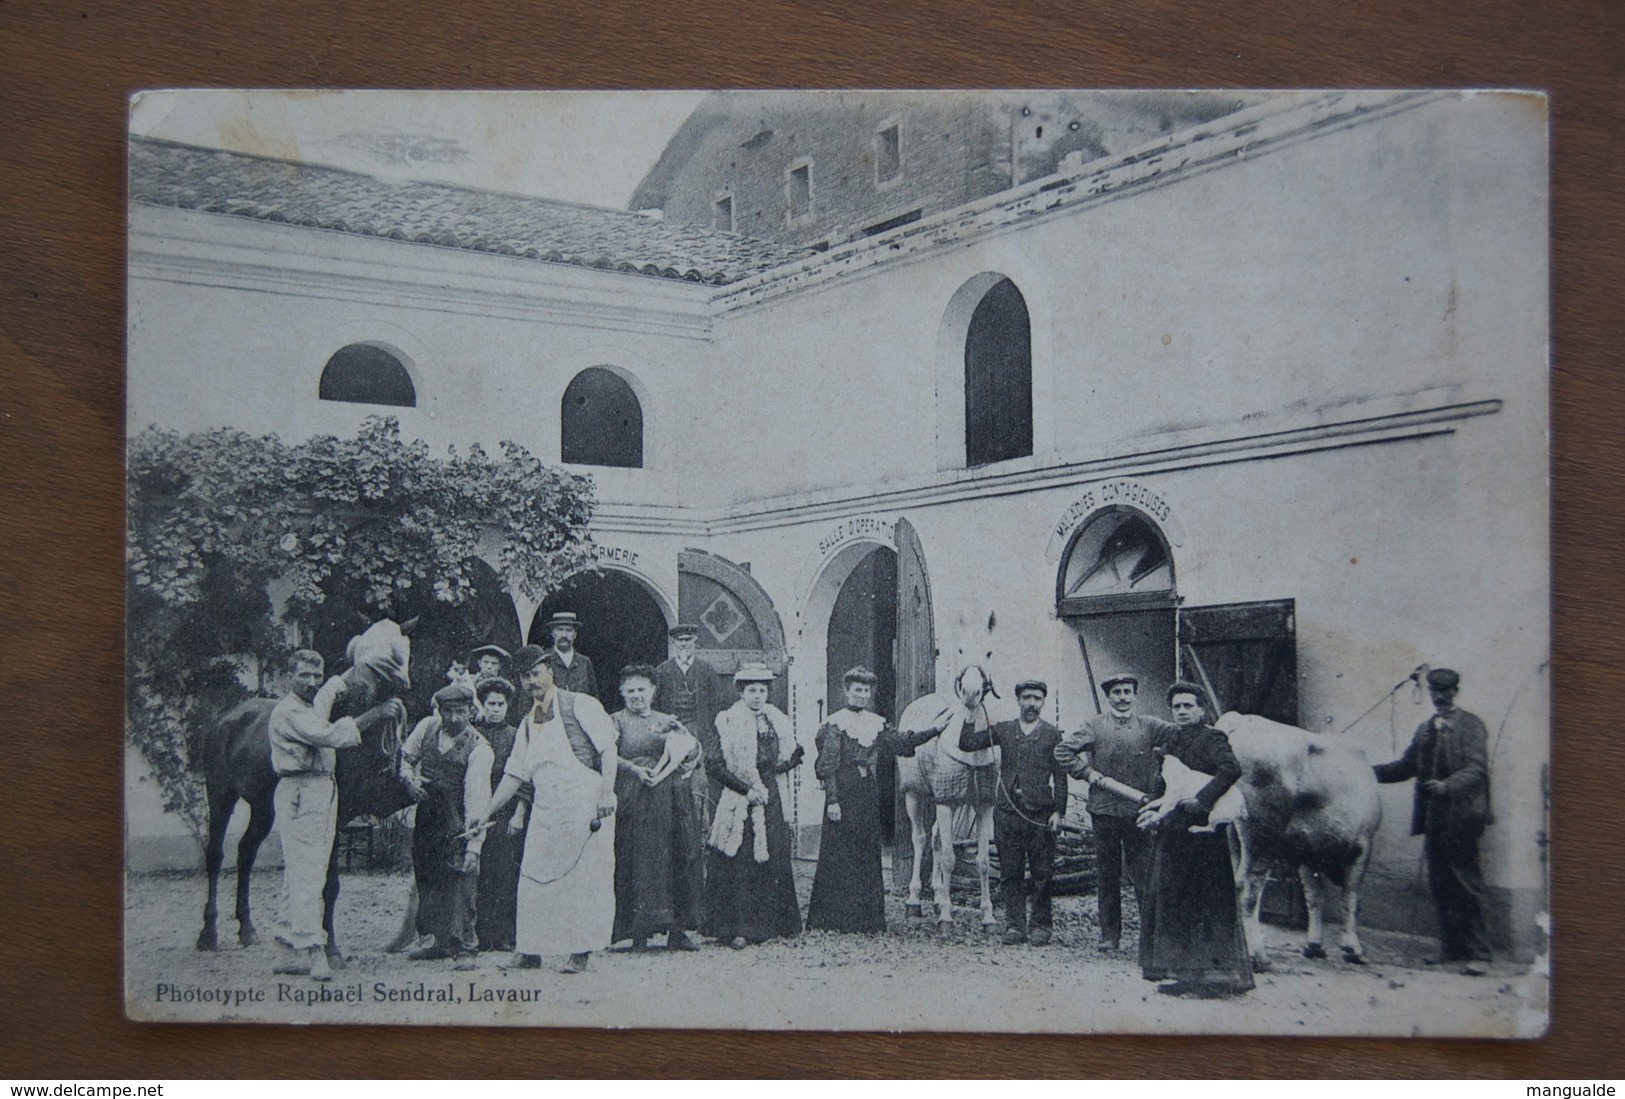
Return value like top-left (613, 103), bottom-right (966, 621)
top-left (273, 774), bottom-right (338, 950)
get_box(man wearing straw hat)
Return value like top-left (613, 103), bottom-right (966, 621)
top-left (541, 611), bottom-right (599, 699)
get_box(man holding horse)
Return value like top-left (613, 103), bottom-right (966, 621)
top-left (959, 679), bottom-right (1068, 946)
top-left (268, 649), bottom-right (363, 981)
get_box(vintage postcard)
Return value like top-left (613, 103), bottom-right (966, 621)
top-left (124, 89), bottom-right (1549, 1034)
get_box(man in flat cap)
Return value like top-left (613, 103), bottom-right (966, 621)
top-left (1374, 668), bottom-right (1493, 975)
top-left (1055, 672), bottom-right (1176, 951)
top-left (541, 611), bottom-right (599, 700)
top-left (652, 623), bottom-right (727, 828)
top-left (959, 679), bottom-right (1069, 945)
top-left (399, 682), bottom-right (494, 969)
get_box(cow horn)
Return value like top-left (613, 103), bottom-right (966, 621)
top-left (398, 616), bottom-right (420, 637)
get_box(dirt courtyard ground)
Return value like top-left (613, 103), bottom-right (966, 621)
top-left (125, 862), bottom-right (1545, 1035)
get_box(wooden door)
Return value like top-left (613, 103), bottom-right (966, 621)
top-left (894, 518), bottom-right (936, 713)
top-left (891, 517), bottom-right (936, 885)
top-left (676, 548), bottom-right (789, 710)
top-left (1177, 599), bottom-right (1299, 725)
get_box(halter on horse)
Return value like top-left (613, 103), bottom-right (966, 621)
top-left (895, 664), bottom-right (1002, 930)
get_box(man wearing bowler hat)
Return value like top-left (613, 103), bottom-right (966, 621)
top-left (1374, 667), bottom-right (1494, 975)
top-left (541, 611), bottom-right (599, 699)
top-left (652, 623), bottom-right (727, 826)
top-left (1055, 671), bottom-right (1176, 951)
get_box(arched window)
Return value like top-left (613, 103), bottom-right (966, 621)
top-left (561, 367), bottom-right (644, 468)
top-left (963, 277), bottom-right (1032, 467)
top-left (318, 344), bottom-right (416, 407)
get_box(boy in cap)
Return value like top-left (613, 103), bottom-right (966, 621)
top-left (399, 683), bottom-right (494, 969)
top-left (959, 679), bottom-right (1069, 945)
top-left (1373, 667), bottom-right (1493, 975)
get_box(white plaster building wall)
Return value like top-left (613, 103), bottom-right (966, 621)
top-left (702, 93), bottom-right (1543, 506)
top-left (127, 209), bottom-right (721, 510)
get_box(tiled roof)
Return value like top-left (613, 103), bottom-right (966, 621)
top-left (128, 136), bottom-right (811, 286)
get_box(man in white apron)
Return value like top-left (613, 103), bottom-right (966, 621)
top-left (479, 644), bottom-right (619, 973)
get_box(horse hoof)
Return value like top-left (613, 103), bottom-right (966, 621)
top-left (1343, 948), bottom-right (1366, 965)
top-left (239, 928), bottom-right (259, 948)
top-left (1252, 955), bottom-right (1273, 973)
top-left (982, 921), bottom-right (999, 933)
top-left (326, 950), bottom-right (348, 971)
top-left (196, 931), bottom-right (218, 952)
top-left (905, 904), bottom-right (923, 918)
top-left (1303, 943), bottom-right (1327, 960)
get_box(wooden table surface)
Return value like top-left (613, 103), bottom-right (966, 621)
top-left (2, 0), bottom-right (1619, 1078)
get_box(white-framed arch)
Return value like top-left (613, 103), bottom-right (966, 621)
top-left (555, 344), bottom-right (665, 473)
top-left (309, 317), bottom-right (433, 409)
top-left (932, 249), bottom-right (1058, 472)
top-left (506, 557), bottom-right (678, 649)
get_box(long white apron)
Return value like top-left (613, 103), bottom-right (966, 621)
top-left (514, 712), bottom-right (616, 956)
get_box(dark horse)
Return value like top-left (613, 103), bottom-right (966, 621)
top-left (193, 618), bottom-right (418, 964)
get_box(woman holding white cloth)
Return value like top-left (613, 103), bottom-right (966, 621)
top-left (699, 663), bottom-right (804, 948)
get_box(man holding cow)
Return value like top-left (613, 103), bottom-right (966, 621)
top-left (1373, 667), bottom-right (1493, 976)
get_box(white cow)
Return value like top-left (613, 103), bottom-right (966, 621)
top-left (1161, 712), bottom-right (1382, 965)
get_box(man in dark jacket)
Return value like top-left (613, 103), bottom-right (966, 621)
top-left (541, 611), bottom-right (599, 699)
top-left (960, 679), bottom-right (1068, 945)
top-left (651, 623), bottom-right (727, 828)
top-left (1373, 667), bottom-right (1493, 975)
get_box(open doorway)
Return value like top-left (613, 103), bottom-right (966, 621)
top-left (529, 569), bottom-right (670, 706)
top-left (1057, 507), bottom-right (1178, 720)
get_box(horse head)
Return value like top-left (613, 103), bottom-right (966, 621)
top-left (333, 616), bottom-right (417, 819)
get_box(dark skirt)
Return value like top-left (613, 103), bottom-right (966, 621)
top-left (413, 795), bottom-right (475, 949)
top-left (1139, 823), bottom-right (1255, 990)
top-left (475, 813), bottom-right (524, 952)
top-left (700, 786), bottom-right (802, 944)
top-left (613, 768), bottom-right (705, 941)
top-left (806, 767), bottom-right (886, 932)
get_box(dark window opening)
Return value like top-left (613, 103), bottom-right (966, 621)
top-left (876, 124), bottom-right (901, 182)
top-left (787, 163), bottom-right (811, 219)
top-left (713, 195), bottom-right (733, 232)
top-left (561, 367), bottom-right (643, 469)
top-left (318, 344), bottom-right (416, 407)
top-left (964, 278), bottom-right (1033, 467)
top-left (862, 208), bottom-right (922, 236)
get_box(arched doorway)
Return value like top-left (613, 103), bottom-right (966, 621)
top-left (824, 545), bottom-right (900, 847)
top-left (529, 568), bottom-right (670, 706)
top-left (1057, 505), bottom-right (1178, 719)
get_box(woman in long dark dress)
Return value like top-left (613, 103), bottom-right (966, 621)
top-left (473, 676), bottom-right (524, 953)
top-left (806, 666), bottom-right (926, 933)
top-left (610, 664), bottom-right (704, 952)
top-left (700, 662), bottom-right (804, 948)
top-left (1137, 681), bottom-right (1254, 994)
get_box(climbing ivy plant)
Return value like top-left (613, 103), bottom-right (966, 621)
top-left (126, 416), bottom-right (596, 843)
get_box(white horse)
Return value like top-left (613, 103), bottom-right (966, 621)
top-left (895, 665), bottom-right (1002, 930)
